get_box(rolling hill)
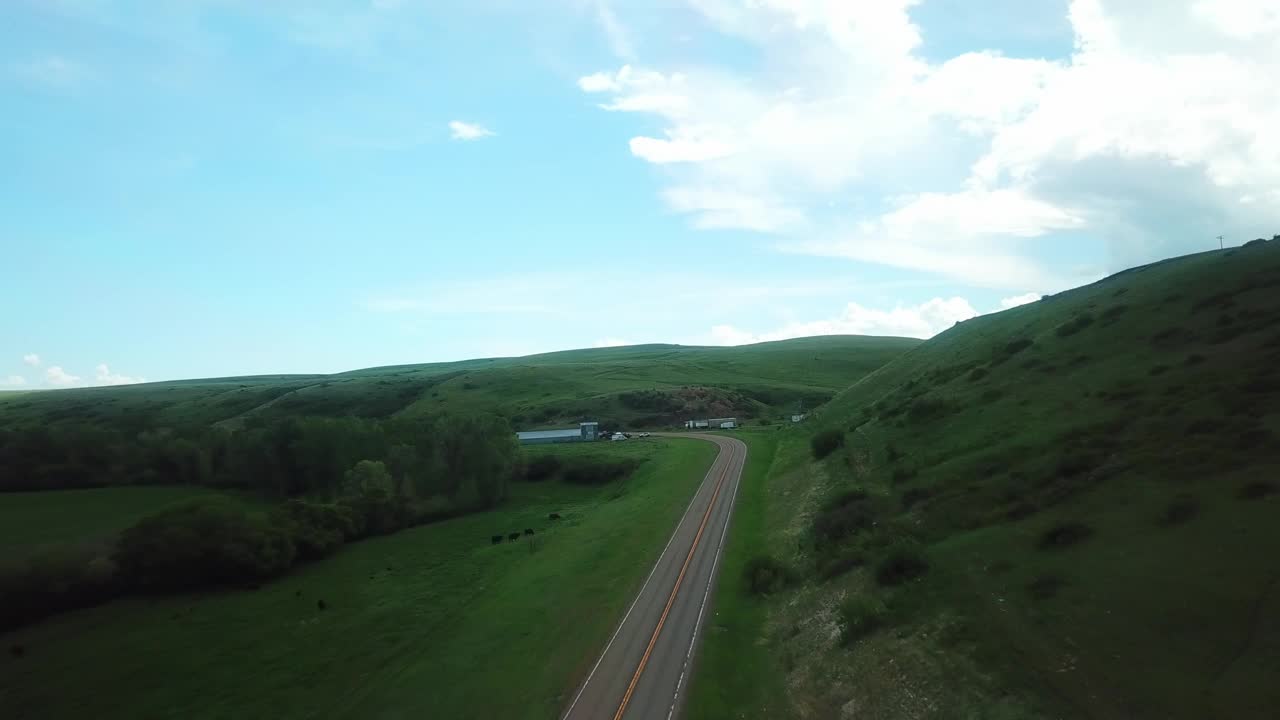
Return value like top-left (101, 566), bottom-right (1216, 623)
top-left (708, 239), bottom-right (1280, 718)
top-left (0, 336), bottom-right (919, 433)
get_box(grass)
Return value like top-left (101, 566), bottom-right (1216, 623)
top-left (684, 429), bottom-right (787, 720)
top-left (0, 486), bottom-right (255, 549)
top-left (686, 241), bottom-right (1280, 718)
top-left (0, 438), bottom-right (717, 720)
top-left (0, 336), bottom-right (918, 433)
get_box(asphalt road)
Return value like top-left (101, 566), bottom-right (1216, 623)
top-left (562, 433), bottom-right (748, 720)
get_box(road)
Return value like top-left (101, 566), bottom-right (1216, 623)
top-left (562, 433), bottom-right (748, 720)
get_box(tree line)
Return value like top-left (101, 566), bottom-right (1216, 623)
top-left (0, 413), bottom-right (520, 631)
top-left (0, 413), bottom-right (518, 509)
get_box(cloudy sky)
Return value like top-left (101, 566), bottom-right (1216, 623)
top-left (3, 0), bottom-right (1278, 387)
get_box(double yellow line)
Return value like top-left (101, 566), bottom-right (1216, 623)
top-left (611, 442), bottom-right (737, 720)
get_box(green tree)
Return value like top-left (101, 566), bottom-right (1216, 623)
top-left (344, 459), bottom-right (393, 498)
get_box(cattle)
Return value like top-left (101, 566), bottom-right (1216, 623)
top-left (508, 532), bottom-right (521, 542)
top-left (491, 535), bottom-right (504, 545)
top-left (524, 528), bottom-right (535, 536)
top-left (549, 512), bottom-right (562, 521)
top-left (295, 589), bottom-right (302, 598)
top-left (317, 600), bottom-right (327, 611)
top-left (10, 645), bottom-right (24, 658)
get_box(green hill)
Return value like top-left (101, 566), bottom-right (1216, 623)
top-left (702, 240), bottom-right (1280, 719)
top-left (0, 336), bottom-right (919, 433)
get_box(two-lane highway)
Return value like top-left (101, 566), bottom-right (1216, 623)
top-left (563, 433), bottom-right (748, 720)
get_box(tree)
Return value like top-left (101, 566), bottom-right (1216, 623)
top-left (344, 460), bottom-right (394, 498)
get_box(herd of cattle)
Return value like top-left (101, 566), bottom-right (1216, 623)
top-left (490, 512), bottom-right (562, 544)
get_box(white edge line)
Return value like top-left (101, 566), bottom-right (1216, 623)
top-left (561, 438), bottom-right (729, 720)
top-left (667, 439), bottom-right (746, 720)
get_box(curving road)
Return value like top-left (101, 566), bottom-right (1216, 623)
top-left (562, 433), bottom-right (748, 720)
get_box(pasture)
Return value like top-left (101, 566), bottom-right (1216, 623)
top-left (0, 437), bottom-right (717, 720)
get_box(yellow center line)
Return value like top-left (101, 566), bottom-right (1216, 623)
top-left (612, 440), bottom-right (735, 720)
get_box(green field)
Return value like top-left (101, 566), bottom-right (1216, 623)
top-left (713, 241), bottom-right (1280, 718)
top-left (0, 337), bottom-right (918, 433)
top-left (0, 438), bottom-right (717, 720)
top-left (0, 486), bottom-right (252, 549)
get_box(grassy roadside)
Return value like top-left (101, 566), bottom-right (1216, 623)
top-left (1, 438), bottom-right (716, 720)
top-left (685, 427), bottom-right (785, 719)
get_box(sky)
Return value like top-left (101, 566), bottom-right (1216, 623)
top-left (2, 0), bottom-right (1278, 387)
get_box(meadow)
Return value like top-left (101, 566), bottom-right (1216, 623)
top-left (708, 240), bottom-right (1280, 718)
top-left (1, 437), bottom-right (717, 720)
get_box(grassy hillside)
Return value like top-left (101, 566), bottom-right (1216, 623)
top-left (0, 337), bottom-right (918, 433)
top-left (1, 438), bottom-right (716, 720)
top-left (713, 240), bottom-right (1280, 719)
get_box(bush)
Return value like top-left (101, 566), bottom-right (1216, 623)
top-left (811, 429), bottom-right (845, 459)
top-left (338, 493), bottom-right (407, 537)
top-left (906, 397), bottom-right (955, 424)
top-left (0, 542), bottom-right (121, 632)
top-left (1159, 494), bottom-right (1200, 527)
top-left (900, 486), bottom-right (932, 509)
top-left (270, 500), bottom-right (353, 560)
top-left (813, 491), bottom-right (876, 547)
top-left (1037, 521), bottom-right (1093, 551)
top-left (524, 454), bottom-right (562, 482)
top-left (968, 367), bottom-right (989, 382)
top-left (115, 498), bottom-right (296, 591)
top-left (744, 555), bottom-right (792, 595)
top-left (1055, 313), bottom-right (1095, 337)
top-left (874, 541), bottom-right (929, 586)
top-left (839, 594), bottom-right (888, 645)
top-left (562, 458), bottom-right (639, 485)
top-left (1237, 481), bottom-right (1277, 500)
top-left (891, 466), bottom-right (917, 484)
top-left (816, 548), bottom-right (866, 580)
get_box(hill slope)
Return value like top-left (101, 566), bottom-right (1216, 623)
top-left (0, 336), bottom-right (919, 433)
top-left (725, 240), bottom-right (1280, 719)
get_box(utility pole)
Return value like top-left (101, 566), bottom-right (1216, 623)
top-left (1218, 235), bottom-right (1224, 250)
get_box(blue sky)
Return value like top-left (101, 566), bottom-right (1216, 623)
top-left (3, 0), bottom-right (1278, 387)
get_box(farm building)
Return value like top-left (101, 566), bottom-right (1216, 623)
top-left (517, 421), bottom-right (599, 445)
top-left (684, 417), bottom-right (737, 429)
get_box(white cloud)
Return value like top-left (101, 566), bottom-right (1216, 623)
top-left (594, 0), bottom-right (636, 60)
top-left (94, 364), bottom-right (145, 386)
top-left (2, 375), bottom-right (26, 388)
top-left (448, 120), bottom-right (495, 141)
top-left (45, 366), bottom-right (81, 387)
top-left (22, 353), bottom-right (41, 367)
top-left (579, 0), bottom-right (1280, 283)
top-left (708, 296), bottom-right (982, 344)
top-left (1000, 293), bottom-right (1042, 309)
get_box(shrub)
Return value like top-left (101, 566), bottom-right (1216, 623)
top-left (1055, 313), bottom-right (1095, 337)
top-left (1237, 481), bottom-right (1277, 500)
top-left (891, 466), bottom-right (917, 484)
top-left (0, 542), bottom-right (121, 632)
top-left (562, 458), bottom-right (639, 485)
top-left (813, 491), bottom-right (876, 547)
top-left (1149, 364), bottom-right (1172, 376)
top-left (744, 555), bottom-right (792, 595)
top-left (339, 493), bottom-right (408, 537)
top-left (1185, 354), bottom-right (1207, 366)
top-left (524, 454), bottom-right (562, 482)
top-left (269, 500), bottom-right (352, 560)
top-left (906, 397), bottom-right (954, 424)
top-left (886, 444), bottom-right (903, 463)
top-left (116, 498), bottom-right (296, 591)
top-left (1026, 574), bottom-right (1065, 601)
top-left (811, 429), bottom-right (845, 459)
top-left (839, 594), bottom-right (888, 645)
top-left (968, 367), bottom-right (989, 382)
top-left (981, 388), bottom-right (1005, 403)
top-left (874, 541), bottom-right (929, 586)
top-left (816, 548), bottom-right (866, 580)
top-left (1159, 494), bottom-right (1200, 527)
top-left (900, 486), bottom-right (933, 509)
top-left (1037, 521), bottom-right (1093, 551)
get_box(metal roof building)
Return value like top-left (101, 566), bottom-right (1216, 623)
top-left (517, 422), bottom-right (600, 445)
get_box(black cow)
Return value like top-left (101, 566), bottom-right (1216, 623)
top-left (549, 512), bottom-right (562, 521)
top-left (491, 535), bottom-right (504, 545)
top-left (317, 600), bottom-right (327, 611)
top-left (524, 528), bottom-right (535, 536)
top-left (508, 532), bottom-right (521, 542)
